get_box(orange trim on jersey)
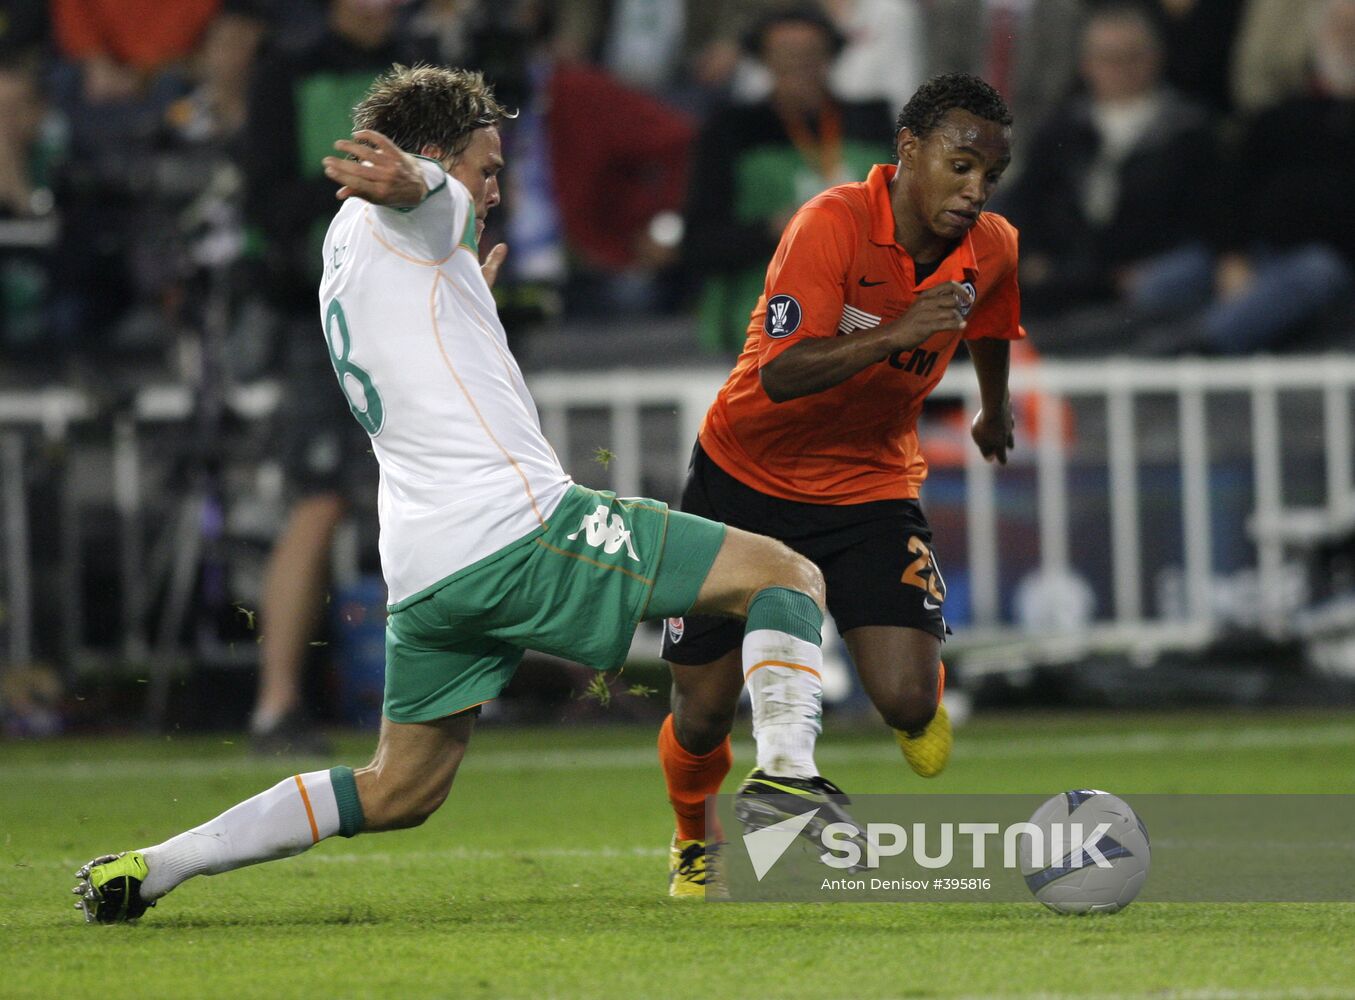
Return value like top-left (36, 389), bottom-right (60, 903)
top-left (426, 276), bottom-right (546, 525)
top-left (446, 698), bottom-right (491, 717)
top-left (436, 267), bottom-right (574, 480)
top-left (437, 271), bottom-right (525, 387)
top-left (744, 659), bottom-right (823, 681)
top-left (616, 499), bottom-right (668, 515)
top-left (533, 537), bottom-right (654, 585)
top-left (293, 774), bottom-right (320, 844)
top-left (363, 208), bottom-right (457, 267)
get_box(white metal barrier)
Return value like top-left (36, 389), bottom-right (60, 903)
top-left (5, 357), bottom-right (1355, 676)
top-left (530, 356), bottom-right (1355, 672)
top-left (0, 389), bottom-right (91, 666)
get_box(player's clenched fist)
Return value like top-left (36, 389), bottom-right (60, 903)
top-left (888, 281), bottom-right (973, 352)
top-left (322, 129), bottom-right (428, 208)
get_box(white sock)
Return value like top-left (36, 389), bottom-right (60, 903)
top-left (743, 628), bottom-right (823, 779)
top-left (139, 769), bottom-right (343, 900)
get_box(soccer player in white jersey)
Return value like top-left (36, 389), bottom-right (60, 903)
top-left (72, 65), bottom-right (854, 918)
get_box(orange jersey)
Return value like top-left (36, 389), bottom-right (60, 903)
top-left (699, 163), bottom-right (1024, 504)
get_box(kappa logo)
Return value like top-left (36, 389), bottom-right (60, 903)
top-left (566, 505), bottom-right (640, 561)
top-left (764, 294), bottom-right (802, 338)
top-left (667, 617), bottom-right (684, 643)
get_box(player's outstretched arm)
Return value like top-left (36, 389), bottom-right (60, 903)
top-left (760, 282), bottom-right (973, 403)
top-left (965, 337), bottom-right (1014, 464)
top-left (322, 129), bottom-right (428, 208)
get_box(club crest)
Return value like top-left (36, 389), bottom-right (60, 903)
top-left (960, 281), bottom-right (977, 317)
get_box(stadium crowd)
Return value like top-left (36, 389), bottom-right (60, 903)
top-left (1, 0), bottom-right (1353, 383)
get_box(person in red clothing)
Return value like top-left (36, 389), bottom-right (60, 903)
top-left (659, 73), bottom-right (1022, 895)
top-left (50, 0), bottom-right (221, 103)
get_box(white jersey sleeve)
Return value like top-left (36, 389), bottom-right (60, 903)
top-left (365, 155), bottom-right (469, 262)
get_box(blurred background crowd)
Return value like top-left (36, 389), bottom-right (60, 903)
top-left (4, 0), bottom-right (1355, 739)
top-left (2, 0), bottom-right (1354, 382)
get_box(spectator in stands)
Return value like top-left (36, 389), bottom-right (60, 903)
top-left (1139, 0), bottom-right (1355, 354)
top-left (545, 61), bottom-right (696, 316)
top-left (50, 0), bottom-right (220, 105)
top-left (243, 0), bottom-right (425, 753)
top-left (46, 0), bottom-right (253, 360)
top-left (0, 3), bottom-right (50, 219)
top-left (997, 2), bottom-right (1217, 347)
top-left (925, 0), bottom-right (1084, 172)
top-left (684, 4), bottom-right (891, 354)
top-left (1232, 0), bottom-right (1328, 113)
top-left (549, 0), bottom-right (784, 110)
top-left (821, 0), bottom-right (928, 114)
top-left (1144, 0), bottom-right (1245, 114)
top-left (0, 3), bottom-right (53, 361)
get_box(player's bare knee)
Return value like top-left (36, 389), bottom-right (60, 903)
top-left (763, 542), bottom-right (825, 610)
top-left (878, 684), bottom-right (940, 734)
top-left (674, 706), bottom-right (735, 757)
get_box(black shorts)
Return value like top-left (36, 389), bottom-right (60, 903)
top-left (661, 443), bottom-right (949, 666)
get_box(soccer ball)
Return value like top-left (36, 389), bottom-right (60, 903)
top-left (1019, 789), bottom-right (1150, 914)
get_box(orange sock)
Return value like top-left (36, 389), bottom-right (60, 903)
top-left (658, 713), bottom-right (732, 842)
top-left (938, 660), bottom-right (946, 701)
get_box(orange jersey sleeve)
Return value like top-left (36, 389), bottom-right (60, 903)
top-left (752, 196), bottom-right (862, 365)
top-left (961, 215), bottom-right (1024, 343)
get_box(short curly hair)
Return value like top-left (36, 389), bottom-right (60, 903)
top-left (352, 64), bottom-right (515, 160)
top-left (894, 73), bottom-right (1013, 140)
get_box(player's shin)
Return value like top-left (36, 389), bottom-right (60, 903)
top-left (742, 587), bottom-right (824, 779)
top-left (658, 713), bottom-right (732, 841)
top-left (138, 766), bottom-right (364, 900)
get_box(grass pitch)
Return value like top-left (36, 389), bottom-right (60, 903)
top-left (3, 710), bottom-right (1354, 999)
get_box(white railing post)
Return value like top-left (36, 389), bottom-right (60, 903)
top-left (1036, 388), bottom-right (1070, 575)
top-left (1250, 376), bottom-right (1285, 635)
top-left (1107, 382), bottom-right (1142, 622)
top-left (1324, 377), bottom-right (1353, 521)
top-left (1178, 375), bottom-right (1213, 627)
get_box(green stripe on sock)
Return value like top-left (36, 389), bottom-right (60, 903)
top-left (330, 765), bottom-right (365, 838)
top-left (746, 586), bottom-right (823, 645)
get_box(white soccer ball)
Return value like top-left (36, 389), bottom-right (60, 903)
top-left (1019, 789), bottom-right (1150, 914)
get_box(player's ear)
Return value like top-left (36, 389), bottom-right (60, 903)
top-left (420, 143), bottom-right (445, 162)
top-left (896, 128), bottom-right (917, 168)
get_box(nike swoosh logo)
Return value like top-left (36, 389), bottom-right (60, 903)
top-left (858, 277), bottom-right (886, 287)
top-left (923, 598), bottom-right (941, 610)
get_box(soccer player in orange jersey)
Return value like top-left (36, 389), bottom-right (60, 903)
top-left (660, 74), bottom-right (1022, 895)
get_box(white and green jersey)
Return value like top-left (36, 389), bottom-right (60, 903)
top-left (318, 158), bottom-right (572, 609)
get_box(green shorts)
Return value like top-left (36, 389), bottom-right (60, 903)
top-left (383, 484), bottom-right (725, 723)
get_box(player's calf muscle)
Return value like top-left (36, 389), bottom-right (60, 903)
top-left (354, 765), bottom-right (453, 830)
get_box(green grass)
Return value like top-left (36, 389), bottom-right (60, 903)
top-left (3, 710), bottom-right (1354, 999)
